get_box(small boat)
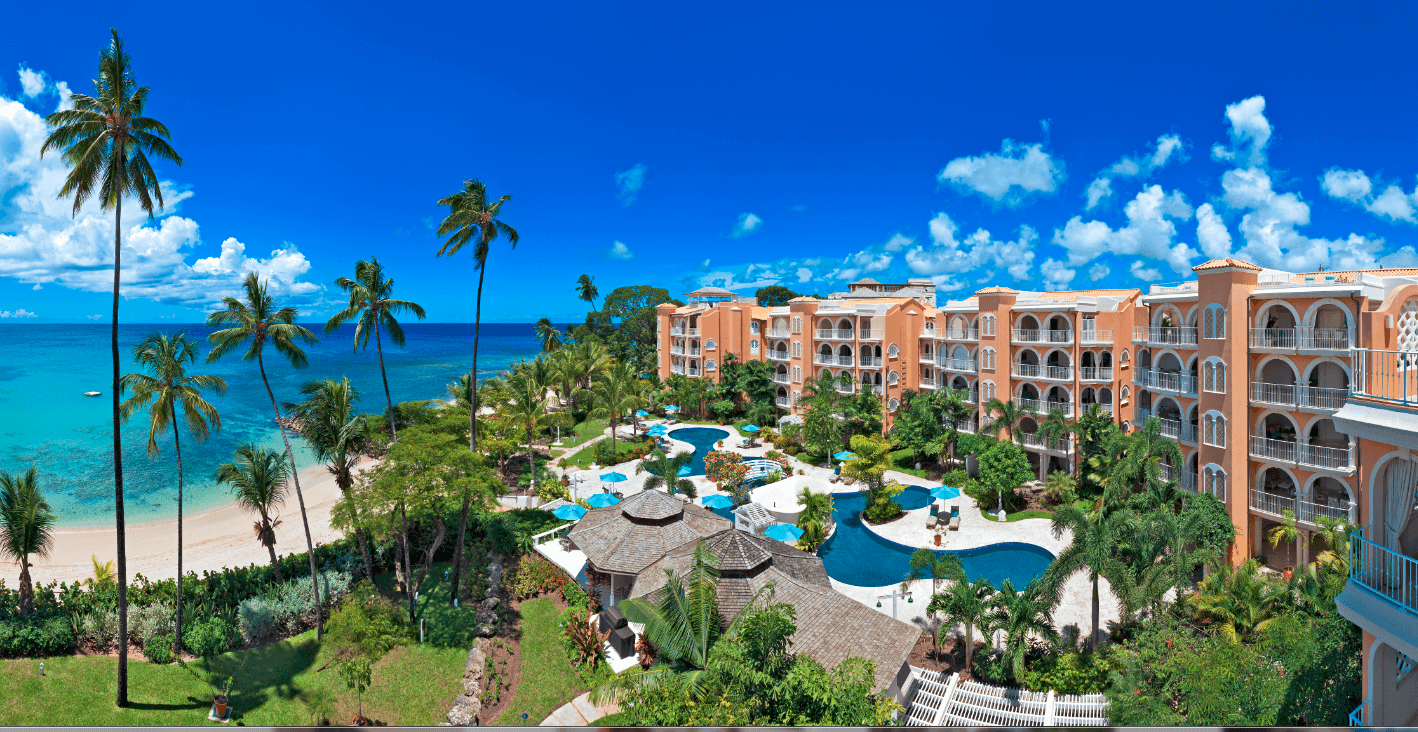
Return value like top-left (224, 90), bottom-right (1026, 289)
top-left (84, 391), bottom-right (101, 397)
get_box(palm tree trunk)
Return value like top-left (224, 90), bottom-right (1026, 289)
top-left (1091, 570), bottom-right (1100, 652)
top-left (449, 497), bottom-right (471, 605)
top-left (173, 427), bottom-right (185, 654)
top-left (470, 265), bottom-right (486, 453)
top-left (374, 321), bottom-right (398, 443)
top-left (401, 505), bottom-right (416, 623)
top-left (112, 179), bottom-right (129, 707)
top-left (527, 427), bottom-right (536, 490)
top-left (265, 536), bottom-right (282, 581)
top-left (257, 354), bottom-right (322, 639)
top-left (18, 559), bottom-right (32, 614)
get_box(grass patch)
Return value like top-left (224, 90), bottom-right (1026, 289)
top-left (888, 448), bottom-right (931, 479)
top-left (562, 437), bottom-right (652, 470)
top-left (980, 507), bottom-right (1055, 522)
top-left (493, 597), bottom-right (584, 726)
top-left (558, 419), bottom-right (608, 447)
top-left (596, 710), bottom-right (634, 725)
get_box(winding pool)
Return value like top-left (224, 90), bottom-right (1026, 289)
top-left (667, 427), bottom-right (731, 476)
top-left (817, 491), bottom-right (1055, 588)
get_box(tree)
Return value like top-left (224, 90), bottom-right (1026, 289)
top-left (534, 317), bottom-right (562, 353)
top-left (581, 285), bottom-right (681, 373)
top-left (754, 285), bottom-right (800, 307)
top-left (436, 178), bottom-right (519, 454)
top-left (927, 575), bottom-right (995, 674)
top-left (1035, 407), bottom-right (1072, 451)
top-left (1105, 417), bottom-right (1183, 512)
top-left (325, 256), bottom-right (427, 443)
top-left (1046, 502), bottom-right (1130, 651)
top-left (1266, 510), bottom-right (1308, 568)
top-left (794, 487), bottom-right (834, 552)
top-left (982, 398), bottom-right (1029, 443)
top-left (841, 435), bottom-right (903, 522)
top-left (340, 655), bottom-right (373, 721)
top-left (205, 273), bottom-right (325, 635)
top-left (800, 376), bottom-right (844, 459)
top-left (587, 361), bottom-right (645, 461)
top-left (285, 377), bottom-right (375, 578)
top-left (504, 359), bottom-right (564, 490)
top-left (986, 578), bottom-right (1060, 684)
top-left (214, 446), bottom-right (290, 582)
top-left (977, 441), bottom-right (1033, 513)
top-left (41, 28), bottom-right (182, 706)
top-left (890, 392), bottom-right (946, 466)
top-left (1073, 406), bottom-right (1120, 497)
top-left (0, 467), bottom-right (56, 614)
top-left (637, 450), bottom-right (697, 497)
top-left (1190, 559), bottom-right (1285, 643)
top-left (609, 541), bottom-right (725, 698)
top-left (118, 331), bottom-right (225, 652)
top-left (902, 548), bottom-right (964, 658)
top-left (576, 274), bottom-right (599, 311)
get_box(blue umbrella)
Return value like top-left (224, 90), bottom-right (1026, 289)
top-left (833, 451), bottom-right (857, 461)
top-left (552, 504), bottom-right (587, 521)
top-left (741, 424), bottom-right (761, 432)
top-left (931, 485), bottom-right (962, 501)
top-left (636, 410), bottom-right (649, 417)
top-left (586, 493), bottom-right (621, 508)
top-left (665, 405), bottom-right (680, 411)
top-left (701, 494), bottom-right (735, 509)
top-left (763, 523), bottom-right (805, 542)
top-left (601, 472), bottom-right (628, 483)
top-left (677, 465), bottom-right (692, 476)
top-left (647, 425), bottom-right (669, 434)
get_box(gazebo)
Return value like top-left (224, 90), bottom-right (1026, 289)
top-left (732, 502), bottom-right (775, 536)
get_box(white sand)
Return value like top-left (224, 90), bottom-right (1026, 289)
top-left (5, 458), bottom-right (377, 588)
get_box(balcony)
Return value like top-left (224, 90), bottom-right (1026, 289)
top-left (920, 352), bottom-right (937, 365)
top-left (1348, 525), bottom-right (1418, 618)
top-left (1044, 365), bottom-right (1073, 381)
top-left (942, 357), bottom-right (978, 373)
top-left (952, 419), bottom-right (977, 435)
top-left (1080, 329), bottom-right (1113, 345)
top-left (1012, 329), bottom-right (1074, 344)
top-left (1079, 367), bottom-right (1113, 382)
top-left (1135, 409), bottom-right (1196, 442)
top-left (1248, 488), bottom-right (1355, 525)
top-left (670, 364), bottom-right (685, 375)
top-left (1081, 402), bottom-right (1114, 416)
top-left (1133, 326), bottom-right (1198, 347)
top-left (1249, 327), bottom-right (1352, 351)
top-left (836, 355), bottom-right (854, 367)
top-left (767, 328), bottom-right (790, 338)
top-left (945, 328), bottom-right (979, 341)
top-left (772, 374), bottom-right (789, 384)
top-left (1018, 432), bottom-right (1073, 454)
top-left (1249, 382), bottom-right (1349, 412)
top-left (685, 348), bottom-right (701, 357)
top-left (687, 368), bottom-right (701, 377)
top-left (836, 383), bottom-right (855, 395)
top-left (775, 396), bottom-right (790, 408)
top-left (921, 328), bottom-right (940, 339)
top-left (1013, 363), bottom-right (1041, 378)
top-left (814, 353), bottom-right (835, 366)
top-left (767, 351), bottom-right (791, 362)
top-left (1159, 463), bottom-right (1198, 493)
top-left (859, 329), bottom-right (882, 341)
top-left (920, 379), bottom-right (938, 390)
top-left (670, 327), bottom-right (686, 336)
top-left (669, 346), bottom-right (686, 356)
top-left (685, 328), bottom-right (700, 337)
top-left (1351, 349), bottom-right (1418, 406)
top-left (815, 329), bottom-right (835, 340)
top-left (1014, 397), bottom-right (1073, 418)
top-left (1135, 368), bottom-right (1197, 395)
top-left (859, 356), bottom-right (883, 368)
top-left (1248, 434), bottom-right (1356, 473)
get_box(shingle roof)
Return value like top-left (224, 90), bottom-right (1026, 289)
top-left (1192, 257), bottom-right (1262, 271)
top-left (850, 277), bottom-right (883, 285)
top-left (703, 530), bottom-right (771, 572)
top-left (623, 489), bottom-right (685, 521)
top-left (568, 492), bottom-right (729, 574)
top-left (628, 529), bottom-right (918, 692)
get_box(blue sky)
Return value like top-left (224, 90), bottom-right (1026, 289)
top-left (2, 1), bottom-right (1416, 323)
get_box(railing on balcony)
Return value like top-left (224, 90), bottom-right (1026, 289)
top-left (775, 396), bottom-right (790, 408)
top-left (1136, 368), bottom-right (1197, 394)
top-left (921, 328), bottom-right (939, 339)
top-left (1014, 363), bottom-right (1040, 378)
top-left (767, 328), bottom-right (790, 338)
top-left (920, 379), bottom-right (938, 390)
top-left (1079, 367), bottom-right (1112, 381)
top-left (767, 351), bottom-right (790, 362)
top-left (685, 328), bottom-right (700, 336)
top-left (1249, 434), bottom-right (1356, 472)
top-left (1081, 402), bottom-right (1114, 416)
top-left (687, 368), bottom-right (701, 377)
top-left (920, 352), bottom-right (937, 364)
top-left (1350, 526), bottom-right (1418, 617)
top-left (772, 374), bottom-right (789, 384)
top-left (1249, 382), bottom-right (1349, 411)
top-left (1146, 414), bottom-right (1197, 442)
top-left (814, 353), bottom-right (834, 365)
top-left (946, 328), bottom-right (979, 341)
top-left (1018, 432), bottom-right (1073, 454)
top-left (1044, 365), bottom-right (1073, 381)
top-left (1014, 397), bottom-right (1073, 418)
top-left (943, 358), bottom-right (978, 372)
top-left (1352, 348), bottom-right (1418, 406)
top-left (1158, 462), bottom-right (1198, 492)
top-left (860, 356), bottom-right (882, 367)
top-left (1134, 326), bottom-right (1198, 346)
top-left (1080, 329), bottom-right (1113, 345)
top-left (1009, 363), bottom-right (1072, 380)
top-left (686, 348), bottom-right (701, 357)
top-left (952, 419), bottom-right (977, 434)
top-left (670, 327), bottom-right (686, 336)
top-left (1249, 489), bottom-right (1355, 525)
top-left (670, 346), bottom-right (685, 356)
top-left (1249, 327), bottom-right (1352, 350)
top-left (670, 364), bottom-right (685, 375)
top-left (836, 383), bottom-right (855, 394)
top-left (859, 329), bottom-right (881, 341)
top-left (837, 356), bottom-right (854, 367)
top-left (1011, 329), bottom-right (1074, 343)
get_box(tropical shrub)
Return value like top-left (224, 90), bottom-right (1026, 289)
top-left (182, 615), bottom-right (242, 658)
top-left (0, 612), bottom-right (75, 657)
top-left (704, 450), bottom-right (748, 487)
top-left (238, 570), bottom-right (353, 644)
top-left (1025, 649), bottom-right (1116, 694)
top-left (143, 634), bottom-right (175, 664)
top-left (127, 601), bottom-right (174, 648)
top-left (324, 580), bottom-right (410, 661)
top-left (74, 607), bottom-right (120, 651)
top-left (501, 553), bottom-right (570, 600)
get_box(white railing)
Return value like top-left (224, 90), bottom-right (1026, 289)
top-left (1081, 402), bottom-right (1113, 415)
top-left (1079, 367), bottom-right (1112, 381)
top-left (1149, 415), bottom-right (1197, 443)
top-left (1249, 327), bottom-right (1352, 350)
top-left (1134, 326), bottom-right (1198, 346)
top-left (670, 346), bottom-right (685, 356)
top-left (686, 328), bottom-right (700, 336)
top-left (837, 355), bottom-right (854, 366)
top-left (1351, 349), bottom-right (1418, 406)
top-left (1349, 526), bottom-right (1418, 617)
top-left (531, 521), bottom-right (576, 546)
top-left (946, 328), bottom-right (979, 341)
top-left (920, 379), bottom-right (938, 390)
top-left (1018, 432), bottom-right (1073, 454)
top-left (1014, 398), bottom-right (1073, 418)
top-left (904, 667), bottom-right (1110, 727)
top-left (670, 327), bottom-right (686, 336)
top-left (671, 364), bottom-right (685, 375)
top-left (1044, 365), bottom-right (1073, 381)
top-left (1249, 489), bottom-right (1355, 524)
top-left (859, 357), bottom-right (882, 367)
top-left (767, 351), bottom-right (790, 361)
top-left (952, 419), bottom-right (977, 434)
top-left (859, 329), bottom-right (881, 341)
top-left (686, 348), bottom-right (701, 357)
top-left (837, 383), bottom-right (855, 394)
top-left (775, 396), bottom-right (790, 407)
top-left (815, 329), bottom-right (835, 340)
top-left (1135, 368), bottom-right (1197, 394)
top-left (1014, 363), bottom-right (1041, 378)
top-left (815, 353), bottom-right (834, 365)
top-left (767, 328), bottom-right (790, 338)
top-left (688, 368), bottom-right (701, 377)
top-left (921, 329), bottom-right (939, 339)
top-left (869, 384), bottom-right (883, 395)
top-left (1012, 329), bottom-right (1074, 344)
top-left (920, 352), bottom-right (937, 364)
top-left (943, 358), bottom-right (978, 372)
top-left (1249, 382), bottom-right (1349, 411)
top-left (1080, 329), bottom-right (1112, 345)
top-left (1249, 435), bottom-right (1356, 472)
top-left (772, 374), bottom-right (789, 384)
top-left (1159, 463), bottom-right (1198, 493)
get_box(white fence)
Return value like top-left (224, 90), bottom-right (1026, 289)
top-left (903, 667), bottom-right (1108, 727)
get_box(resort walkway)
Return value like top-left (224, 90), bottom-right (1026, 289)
top-left (539, 692), bottom-right (619, 726)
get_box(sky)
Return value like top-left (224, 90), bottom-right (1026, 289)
top-left (1, 1), bottom-right (1417, 324)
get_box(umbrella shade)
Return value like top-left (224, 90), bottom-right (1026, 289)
top-left (585, 493), bottom-right (621, 508)
top-left (665, 405), bottom-right (680, 411)
top-left (833, 451), bottom-right (858, 461)
top-left (931, 486), bottom-right (962, 500)
top-left (552, 504), bottom-right (587, 521)
top-left (647, 426), bottom-right (669, 434)
top-left (677, 466), bottom-right (692, 476)
top-left (600, 472), bottom-right (629, 483)
top-left (636, 410), bottom-right (649, 417)
top-left (741, 424), bottom-right (761, 432)
top-left (701, 494), bottom-right (735, 509)
top-left (763, 523), bottom-right (805, 542)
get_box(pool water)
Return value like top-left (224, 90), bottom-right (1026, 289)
top-left (817, 491), bottom-right (1055, 588)
top-left (894, 485), bottom-right (934, 510)
top-left (667, 427), bottom-right (731, 476)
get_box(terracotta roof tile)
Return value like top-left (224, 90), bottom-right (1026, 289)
top-left (1192, 257), bottom-right (1262, 271)
top-left (975, 286), bottom-right (1019, 295)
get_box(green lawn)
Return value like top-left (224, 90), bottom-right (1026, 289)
top-left (493, 597), bottom-right (588, 726)
top-left (558, 419), bottom-right (608, 448)
top-left (888, 448), bottom-right (932, 479)
top-left (562, 436), bottom-right (653, 470)
top-left (980, 507), bottom-right (1055, 522)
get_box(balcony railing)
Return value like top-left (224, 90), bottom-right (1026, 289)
top-left (945, 328), bottom-right (979, 341)
top-left (1147, 414), bottom-right (1197, 443)
top-left (1249, 489), bottom-right (1355, 525)
top-left (836, 383), bottom-right (855, 394)
top-left (921, 329), bottom-right (939, 339)
top-left (836, 356), bottom-right (854, 367)
top-left (670, 364), bottom-right (685, 375)
top-left (772, 374), bottom-right (789, 384)
top-left (920, 379), bottom-right (938, 390)
top-left (1014, 397), bottom-right (1073, 418)
top-left (1352, 349), bottom-right (1418, 406)
top-left (1249, 434), bottom-right (1356, 472)
top-left (685, 328), bottom-right (700, 336)
top-left (1349, 700), bottom-right (1369, 727)
top-left (767, 328), bottom-right (791, 338)
top-left (1080, 329), bottom-right (1113, 345)
top-left (814, 329), bottom-right (834, 340)
top-left (775, 396), bottom-right (790, 408)
top-left (859, 356), bottom-right (882, 368)
top-left (1081, 402), bottom-right (1114, 416)
top-left (1133, 326), bottom-right (1198, 346)
top-left (767, 351), bottom-right (790, 362)
top-left (920, 352), bottom-right (937, 364)
top-left (686, 348), bottom-right (701, 357)
top-left (814, 353), bottom-right (834, 365)
top-left (942, 358), bottom-right (978, 373)
top-left (1018, 433), bottom-right (1073, 454)
top-left (859, 329), bottom-right (881, 341)
top-left (1249, 382), bottom-right (1349, 411)
top-left (1079, 367), bottom-right (1113, 381)
top-left (670, 346), bottom-right (685, 356)
top-left (1011, 329), bottom-right (1074, 344)
top-left (687, 368), bottom-right (701, 377)
top-left (1135, 368), bottom-right (1197, 395)
top-left (1013, 363), bottom-right (1041, 378)
top-left (1160, 463), bottom-right (1198, 493)
top-left (1249, 327), bottom-right (1352, 350)
top-left (1044, 365), bottom-right (1073, 381)
top-left (952, 419), bottom-right (977, 434)
top-left (670, 327), bottom-right (685, 336)
top-left (1350, 525), bottom-right (1418, 618)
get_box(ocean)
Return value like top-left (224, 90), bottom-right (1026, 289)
top-left (0, 322), bottom-right (550, 527)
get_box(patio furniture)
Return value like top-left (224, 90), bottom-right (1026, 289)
top-left (949, 515), bottom-right (960, 531)
top-left (599, 606), bottom-right (627, 634)
top-left (609, 626), bottom-right (636, 658)
top-left (950, 504), bottom-right (960, 518)
top-left (559, 537), bottom-right (575, 551)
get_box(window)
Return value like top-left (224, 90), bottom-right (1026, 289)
top-left (888, 370), bottom-right (900, 385)
top-left (791, 390), bottom-right (800, 405)
top-left (706, 360), bottom-right (717, 371)
top-left (792, 366), bottom-right (801, 383)
top-left (982, 315), bottom-right (996, 337)
top-left (750, 339), bottom-right (759, 355)
top-left (888, 343), bottom-right (899, 358)
top-left (751, 322), bottom-right (760, 335)
top-left (1203, 358), bottom-right (1226, 393)
top-left (705, 339), bottom-right (717, 350)
top-left (888, 398), bottom-right (900, 411)
top-left (983, 380), bottom-right (996, 402)
top-left (792, 317), bottom-right (802, 334)
top-left (1205, 466), bottom-right (1228, 500)
top-left (792, 341), bottom-right (801, 358)
top-left (1203, 412), bottom-right (1226, 447)
top-left (1120, 349), bottom-right (1130, 367)
top-left (1121, 385), bottom-right (1130, 404)
top-left (1203, 304), bottom-right (1226, 339)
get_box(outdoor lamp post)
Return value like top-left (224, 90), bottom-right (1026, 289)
top-left (876, 590), bottom-right (914, 619)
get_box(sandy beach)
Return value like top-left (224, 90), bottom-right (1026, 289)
top-left (3, 458), bottom-right (377, 588)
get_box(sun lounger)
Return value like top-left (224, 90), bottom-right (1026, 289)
top-left (949, 516), bottom-right (960, 531)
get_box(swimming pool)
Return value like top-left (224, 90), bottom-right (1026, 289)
top-left (894, 485), bottom-right (934, 510)
top-left (667, 427), bottom-right (731, 476)
top-left (817, 491), bottom-right (1054, 588)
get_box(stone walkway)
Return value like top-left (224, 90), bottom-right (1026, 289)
top-left (539, 692), bottom-right (619, 726)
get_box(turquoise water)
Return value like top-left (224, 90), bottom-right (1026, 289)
top-left (817, 491), bottom-right (1055, 588)
top-left (0, 323), bottom-right (550, 526)
top-left (894, 485), bottom-right (934, 510)
top-left (667, 427), bottom-right (730, 476)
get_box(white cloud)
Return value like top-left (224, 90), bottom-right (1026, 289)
top-left (1320, 168), bottom-right (1372, 201)
top-left (730, 212), bottom-right (763, 237)
top-left (1052, 185), bottom-right (1198, 274)
top-left (0, 88), bottom-right (320, 308)
top-left (1195, 203), bottom-right (1233, 259)
top-left (1381, 246), bottom-right (1418, 268)
top-left (85, 314), bottom-right (101, 320)
top-left (607, 241), bottom-right (634, 260)
top-left (1089, 263), bottom-right (1110, 281)
top-left (795, 267), bottom-right (813, 283)
top-left (1211, 96), bottom-right (1271, 167)
top-left (1321, 168), bottom-right (1418, 224)
top-left (1368, 185), bottom-right (1418, 223)
top-left (52, 81), bottom-right (72, 111)
top-left (882, 232), bottom-right (914, 252)
top-left (1129, 260), bottom-right (1162, 281)
top-left (1217, 163), bottom-right (1386, 272)
top-left (1086, 134), bottom-right (1185, 209)
top-left (904, 213), bottom-right (1037, 281)
top-left (1040, 259), bottom-right (1075, 291)
top-left (31, 283), bottom-right (40, 290)
top-left (1085, 178), bottom-right (1112, 210)
top-left (614, 163), bottom-right (647, 205)
top-left (0, 308), bottom-right (37, 318)
top-left (937, 139), bottom-right (1065, 207)
top-left (17, 67), bottom-right (44, 97)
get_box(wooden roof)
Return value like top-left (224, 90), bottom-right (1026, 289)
top-left (568, 491), bottom-right (729, 574)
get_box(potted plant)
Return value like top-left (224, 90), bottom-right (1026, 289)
top-left (213, 674), bottom-right (233, 719)
top-left (933, 531), bottom-right (942, 547)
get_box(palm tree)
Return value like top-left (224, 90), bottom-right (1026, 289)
top-left (587, 361), bottom-right (645, 461)
top-left (118, 331), bottom-right (225, 653)
top-left (1035, 407), bottom-right (1072, 454)
top-left (1046, 502), bottom-right (1129, 651)
top-left (576, 274), bottom-right (599, 311)
top-left (636, 450), bottom-right (696, 497)
top-left (0, 467), bottom-right (56, 614)
top-left (987, 578), bottom-right (1060, 684)
top-left (982, 398), bottom-right (1029, 443)
top-left (902, 547), bottom-right (963, 596)
top-left (504, 361), bottom-right (563, 490)
top-left (214, 446), bottom-right (289, 582)
top-left (41, 28), bottom-right (181, 706)
top-left (927, 575), bottom-right (995, 673)
top-left (435, 179), bottom-right (519, 454)
top-left (325, 257), bottom-right (427, 443)
top-left (1266, 509), bottom-right (1308, 569)
top-left (1105, 417), bottom-right (1183, 511)
top-left (446, 374), bottom-right (474, 409)
top-left (534, 318), bottom-right (562, 353)
top-left (285, 377), bottom-right (374, 578)
top-left (1189, 559), bottom-right (1284, 643)
top-left (205, 273), bottom-right (324, 635)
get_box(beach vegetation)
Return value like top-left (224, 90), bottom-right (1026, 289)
top-left (636, 449), bottom-right (697, 497)
top-left (286, 377), bottom-right (377, 578)
top-left (215, 445), bottom-right (291, 583)
top-left (570, 285), bottom-right (681, 375)
top-left (927, 574), bottom-right (994, 674)
top-left (237, 570), bottom-right (352, 645)
top-left (534, 317), bottom-right (562, 352)
top-left (0, 466), bottom-right (57, 615)
top-left (575, 273), bottom-right (599, 311)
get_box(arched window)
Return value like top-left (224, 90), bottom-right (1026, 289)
top-left (983, 380), bottom-right (996, 401)
top-left (1120, 349), bottom-right (1130, 367)
top-left (792, 317), bottom-right (802, 334)
top-left (792, 366), bottom-right (801, 383)
top-left (791, 390), bottom-right (801, 405)
top-left (888, 370), bottom-right (900, 385)
top-left (888, 397), bottom-right (900, 411)
top-left (888, 343), bottom-right (899, 358)
top-left (982, 315), bottom-right (996, 337)
top-left (1203, 358), bottom-right (1225, 393)
top-left (1121, 385), bottom-right (1130, 404)
top-left (792, 341), bottom-right (801, 358)
top-left (705, 339), bottom-right (717, 350)
top-left (1205, 465), bottom-right (1228, 500)
top-left (1203, 411), bottom-right (1226, 447)
top-left (705, 360), bottom-right (717, 371)
top-left (1202, 304), bottom-right (1226, 339)
top-left (750, 339), bottom-right (760, 354)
